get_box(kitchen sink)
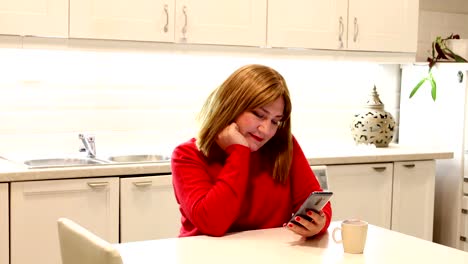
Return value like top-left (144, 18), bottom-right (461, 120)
top-left (23, 158), bottom-right (110, 169)
top-left (105, 154), bottom-right (170, 163)
top-left (17, 154), bottom-right (170, 169)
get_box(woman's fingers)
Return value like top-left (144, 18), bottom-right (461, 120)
top-left (285, 210), bottom-right (326, 237)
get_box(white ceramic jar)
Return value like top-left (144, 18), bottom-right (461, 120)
top-left (350, 86), bottom-right (396, 147)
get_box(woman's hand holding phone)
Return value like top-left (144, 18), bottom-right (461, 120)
top-left (286, 210), bottom-right (327, 237)
top-left (216, 123), bottom-right (249, 151)
top-left (285, 191), bottom-right (333, 238)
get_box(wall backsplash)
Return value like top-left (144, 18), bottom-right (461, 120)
top-left (0, 43), bottom-right (400, 158)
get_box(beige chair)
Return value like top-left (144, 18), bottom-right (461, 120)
top-left (57, 218), bottom-right (123, 264)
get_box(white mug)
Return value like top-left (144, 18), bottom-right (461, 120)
top-left (332, 219), bottom-right (368, 254)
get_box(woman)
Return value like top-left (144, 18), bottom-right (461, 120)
top-left (171, 64), bottom-right (332, 237)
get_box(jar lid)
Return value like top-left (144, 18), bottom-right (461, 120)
top-left (364, 85), bottom-right (384, 109)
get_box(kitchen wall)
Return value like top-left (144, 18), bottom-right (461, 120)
top-left (1, 0), bottom-right (466, 159)
top-left (0, 38), bottom-right (400, 158)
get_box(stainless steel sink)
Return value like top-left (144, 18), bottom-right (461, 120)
top-left (18, 154), bottom-right (170, 169)
top-left (105, 154), bottom-right (170, 163)
top-left (23, 158), bottom-right (110, 169)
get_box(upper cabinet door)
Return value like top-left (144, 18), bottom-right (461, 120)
top-left (268, 0), bottom-right (418, 53)
top-left (70, 0), bottom-right (175, 42)
top-left (0, 0), bottom-right (68, 37)
top-left (347, 0), bottom-right (419, 52)
top-left (175, 0), bottom-right (267, 47)
top-left (267, 0), bottom-right (347, 50)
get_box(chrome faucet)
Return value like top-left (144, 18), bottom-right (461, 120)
top-left (79, 133), bottom-right (96, 158)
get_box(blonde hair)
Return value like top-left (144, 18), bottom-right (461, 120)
top-left (197, 64), bottom-right (293, 183)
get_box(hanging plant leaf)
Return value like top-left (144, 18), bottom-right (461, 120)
top-left (429, 72), bottom-right (437, 101)
top-left (435, 42), bottom-right (448, 59)
top-left (444, 47), bottom-right (468, 62)
top-left (409, 77), bottom-right (427, 98)
top-left (453, 54), bottom-right (468, 62)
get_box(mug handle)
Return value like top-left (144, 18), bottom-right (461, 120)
top-left (332, 227), bottom-right (342, 243)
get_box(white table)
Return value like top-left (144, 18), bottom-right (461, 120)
top-left (115, 221), bottom-right (468, 264)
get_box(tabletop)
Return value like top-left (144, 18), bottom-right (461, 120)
top-left (114, 221), bottom-right (468, 264)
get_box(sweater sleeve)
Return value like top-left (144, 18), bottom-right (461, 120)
top-left (171, 142), bottom-right (250, 237)
top-left (289, 137), bottom-right (332, 235)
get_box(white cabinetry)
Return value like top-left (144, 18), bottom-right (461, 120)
top-left (120, 174), bottom-right (180, 242)
top-left (327, 163), bottom-right (393, 229)
top-left (392, 160), bottom-right (435, 241)
top-left (399, 66), bottom-right (468, 248)
top-left (327, 160), bottom-right (436, 240)
top-left (70, 0), bottom-right (174, 42)
top-left (10, 177), bottom-right (119, 264)
top-left (461, 180), bottom-right (468, 251)
top-left (461, 195), bottom-right (468, 251)
top-left (175, 0), bottom-right (267, 46)
top-left (267, 0), bottom-right (418, 52)
top-left (70, 0), bottom-right (266, 47)
top-left (0, 183), bottom-right (8, 264)
top-left (268, 0), bottom-right (347, 50)
top-left (346, 0), bottom-right (418, 52)
top-left (0, 0), bottom-right (68, 37)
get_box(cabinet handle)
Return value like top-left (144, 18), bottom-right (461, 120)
top-left (182, 5), bottom-right (188, 38)
top-left (462, 209), bottom-right (468, 215)
top-left (403, 164), bottom-right (415, 168)
top-left (87, 182), bottom-right (109, 188)
top-left (353, 17), bottom-right (359, 42)
top-left (163, 4), bottom-right (169, 33)
top-left (461, 236), bottom-right (467, 242)
top-left (133, 181), bottom-right (153, 187)
top-left (372, 166), bottom-right (387, 172)
top-left (338, 16), bottom-right (344, 48)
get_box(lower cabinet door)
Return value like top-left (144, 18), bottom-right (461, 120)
top-left (327, 163), bottom-right (393, 229)
top-left (10, 177), bottom-right (119, 264)
top-left (0, 183), bottom-right (8, 264)
top-left (120, 175), bottom-right (181, 242)
top-left (392, 160), bottom-right (435, 241)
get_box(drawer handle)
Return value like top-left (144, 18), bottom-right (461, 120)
top-left (372, 166), bottom-right (387, 172)
top-left (87, 182), bottom-right (109, 188)
top-left (133, 181), bottom-right (153, 187)
top-left (403, 164), bottom-right (415, 168)
top-left (462, 209), bottom-right (468, 215)
top-left (464, 178), bottom-right (468, 183)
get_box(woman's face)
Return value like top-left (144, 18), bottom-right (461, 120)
top-left (235, 96), bottom-right (284, 152)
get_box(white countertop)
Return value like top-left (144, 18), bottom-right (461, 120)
top-left (305, 143), bottom-right (453, 165)
top-left (0, 144), bottom-right (453, 183)
top-left (114, 221), bottom-right (468, 264)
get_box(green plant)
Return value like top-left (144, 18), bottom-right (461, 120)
top-left (409, 33), bottom-right (467, 101)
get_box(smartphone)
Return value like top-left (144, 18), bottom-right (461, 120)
top-left (289, 191), bottom-right (333, 227)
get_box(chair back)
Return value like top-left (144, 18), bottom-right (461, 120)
top-left (57, 218), bottom-right (123, 264)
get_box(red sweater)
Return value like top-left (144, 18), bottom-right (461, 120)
top-left (171, 137), bottom-right (332, 237)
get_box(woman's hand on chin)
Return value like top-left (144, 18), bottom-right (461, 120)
top-left (216, 123), bottom-right (249, 151)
